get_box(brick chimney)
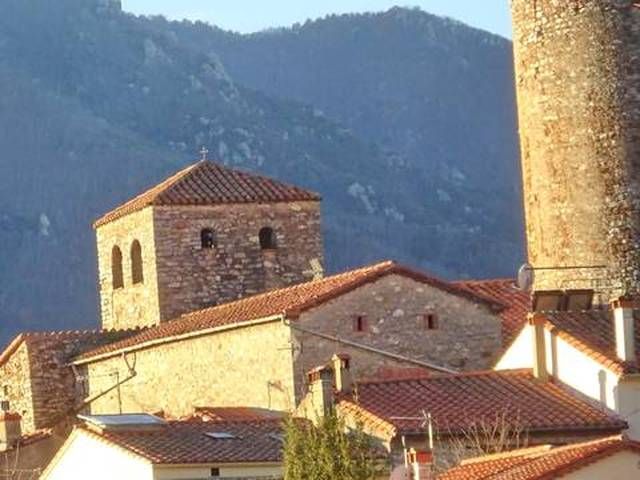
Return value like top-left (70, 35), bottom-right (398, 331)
top-left (0, 412), bottom-right (22, 452)
top-left (611, 297), bottom-right (637, 363)
top-left (307, 365), bottom-right (334, 417)
top-left (529, 313), bottom-right (549, 381)
top-left (332, 353), bottom-right (352, 394)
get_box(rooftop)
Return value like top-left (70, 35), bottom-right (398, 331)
top-left (74, 260), bottom-right (500, 364)
top-left (79, 415), bottom-right (286, 465)
top-left (454, 279), bottom-right (530, 349)
top-left (538, 309), bottom-right (640, 375)
top-left (438, 435), bottom-right (640, 480)
top-left (338, 369), bottom-right (626, 437)
top-left (94, 160), bottom-right (321, 227)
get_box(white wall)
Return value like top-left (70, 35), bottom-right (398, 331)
top-left (42, 430), bottom-right (153, 480)
top-left (562, 450), bottom-right (640, 479)
top-left (495, 326), bottom-right (533, 370)
top-left (154, 464), bottom-right (283, 479)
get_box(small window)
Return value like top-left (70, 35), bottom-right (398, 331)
top-left (210, 468), bottom-right (220, 477)
top-left (426, 313), bottom-right (438, 330)
top-left (201, 228), bottom-right (217, 249)
top-left (111, 246), bottom-right (124, 289)
top-left (2, 385), bottom-right (8, 397)
top-left (353, 315), bottom-right (367, 333)
top-left (0, 400), bottom-right (9, 412)
top-left (131, 240), bottom-right (144, 285)
top-left (259, 227), bottom-right (277, 250)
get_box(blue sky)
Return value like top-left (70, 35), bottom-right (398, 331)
top-left (122, 1), bottom-right (512, 38)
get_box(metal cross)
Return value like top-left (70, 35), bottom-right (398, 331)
top-left (199, 146), bottom-right (209, 161)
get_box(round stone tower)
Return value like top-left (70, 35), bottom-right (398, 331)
top-left (511, 0), bottom-right (640, 301)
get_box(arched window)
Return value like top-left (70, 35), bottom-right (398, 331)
top-left (201, 228), bottom-right (217, 249)
top-left (111, 246), bottom-right (124, 289)
top-left (131, 240), bottom-right (144, 285)
top-left (259, 227), bottom-right (276, 250)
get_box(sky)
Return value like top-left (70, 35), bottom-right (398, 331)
top-left (122, 1), bottom-right (512, 38)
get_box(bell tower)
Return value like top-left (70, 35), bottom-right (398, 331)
top-left (94, 160), bottom-right (324, 330)
top-left (511, 0), bottom-right (640, 301)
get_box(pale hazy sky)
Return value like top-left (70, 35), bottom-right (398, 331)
top-left (122, 1), bottom-right (512, 38)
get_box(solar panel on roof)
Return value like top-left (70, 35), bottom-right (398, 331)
top-left (78, 413), bottom-right (166, 428)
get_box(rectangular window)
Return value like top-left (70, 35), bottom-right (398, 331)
top-left (353, 315), bottom-right (368, 333)
top-left (420, 313), bottom-right (438, 330)
top-left (211, 467), bottom-right (220, 477)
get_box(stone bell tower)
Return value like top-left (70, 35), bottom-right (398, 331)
top-left (511, 0), bottom-right (640, 301)
top-left (94, 160), bottom-right (324, 330)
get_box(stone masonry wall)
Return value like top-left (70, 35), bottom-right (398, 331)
top-left (291, 274), bottom-right (502, 398)
top-left (152, 201), bottom-right (323, 322)
top-left (511, 0), bottom-right (640, 300)
top-left (83, 321), bottom-right (296, 417)
top-left (0, 341), bottom-right (35, 432)
top-left (96, 207), bottom-right (161, 330)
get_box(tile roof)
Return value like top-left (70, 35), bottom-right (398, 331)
top-left (438, 435), bottom-right (640, 480)
top-left (83, 417), bottom-right (285, 465)
top-left (454, 279), bottom-right (530, 349)
top-left (94, 160), bottom-right (321, 227)
top-left (74, 261), bottom-right (499, 363)
top-left (539, 310), bottom-right (640, 375)
top-left (0, 328), bottom-right (143, 368)
top-left (338, 369), bottom-right (625, 437)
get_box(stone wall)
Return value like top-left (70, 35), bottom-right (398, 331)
top-left (291, 274), bottom-right (502, 396)
top-left (0, 340), bottom-right (35, 432)
top-left (152, 201), bottom-right (323, 322)
top-left (96, 207), bottom-right (161, 330)
top-left (83, 321), bottom-right (296, 417)
top-left (511, 0), bottom-right (640, 300)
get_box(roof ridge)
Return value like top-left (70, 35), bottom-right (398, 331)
top-left (355, 368), bottom-right (532, 386)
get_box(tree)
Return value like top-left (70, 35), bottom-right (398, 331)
top-left (283, 410), bottom-right (382, 480)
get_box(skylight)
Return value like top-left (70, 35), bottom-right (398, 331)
top-left (78, 413), bottom-right (166, 429)
top-left (204, 432), bottom-right (238, 440)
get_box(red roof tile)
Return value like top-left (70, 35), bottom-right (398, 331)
top-left (540, 310), bottom-right (640, 375)
top-left (74, 261), bottom-right (499, 363)
top-left (439, 435), bottom-right (640, 480)
top-left (454, 279), bottom-right (530, 349)
top-left (84, 417), bottom-right (285, 465)
top-left (94, 160), bottom-right (321, 227)
top-left (339, 369), bottom-right (625, 437)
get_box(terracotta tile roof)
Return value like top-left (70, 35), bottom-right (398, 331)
top-left (438, 435), bottom-right (640, 480)
top-left (192, 407), bottom-right (286, 422)
top-left (74, 261), bottom-right (499, 363)
top-left (0, 328), bottom-right (143, 368)
top-left (454, 279), bottom-right (530, 349)
top-left (94, 160), bottom-right (320, 227)
top-left (338, 369), bottom-right (625, 437)
top-left (84, 417), bottom-right (285, 465)
top-left (539, 310), bottom-right (640, 375)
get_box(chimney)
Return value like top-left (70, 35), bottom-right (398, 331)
top-left (332, 353), bottom-right (352, 394)
top-left (307, 365), bottom-right (334, 417)
top-left (406, 448), bottom-right (433, 480)
top-left (529, 313), bottom-right (549, 381)
top-left (612, 297), bottom-right (637, 363)
top-left (0, 412), bottom-right (21, 452)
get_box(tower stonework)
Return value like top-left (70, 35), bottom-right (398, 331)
top-left (511, 0), bottom-right (640, 300)
top-left (95, 161), bottom-right (324, 330)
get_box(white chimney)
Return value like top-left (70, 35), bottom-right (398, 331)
top-left (612, 298), bottom-right (637, 363)
top-left (529, 313), bottom-right (549, 381)
top-left (0, 412), bottom-right (22, 452)
top-left (307, 365), bottom-right (334, 417)
top-left (332, 353), bottom-right (352, 394)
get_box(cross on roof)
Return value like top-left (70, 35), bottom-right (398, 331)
top-left (200, 146), bottom-right (209, 161)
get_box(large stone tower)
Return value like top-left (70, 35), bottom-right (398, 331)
top-left (511, 0), bottom-right (640, 301)
top-left (94, 160), bottom-right (324, 330)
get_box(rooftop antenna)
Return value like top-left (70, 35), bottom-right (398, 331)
top-left (199, 146), bottom-right (209, 162)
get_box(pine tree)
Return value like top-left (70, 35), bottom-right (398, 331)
top-left (283, 410), bottom-right (381, 480)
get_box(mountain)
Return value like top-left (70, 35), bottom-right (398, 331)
top-left (0, 0), bottom-right (524, 343)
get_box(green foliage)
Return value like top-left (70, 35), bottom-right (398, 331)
top-left (283, 412), bottom-right (381, 480)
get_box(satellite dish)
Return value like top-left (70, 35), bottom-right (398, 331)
top-left (517, 263), bottom-right (534, 291)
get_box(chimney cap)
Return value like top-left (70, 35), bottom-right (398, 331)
top-left (0, 412), bottom-right (21, 422)
top-left (611, 296), bottom-right (640, 309)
